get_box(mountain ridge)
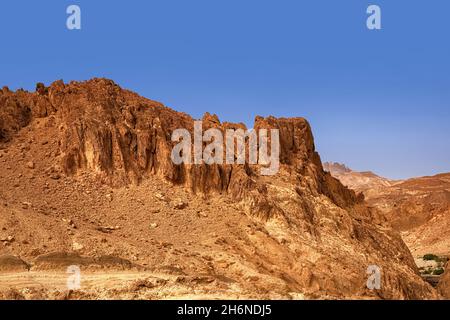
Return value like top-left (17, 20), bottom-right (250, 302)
top-left (0, 79), bottom-right (439, 299)
top-left (325, 162), bottom-right (450, 269)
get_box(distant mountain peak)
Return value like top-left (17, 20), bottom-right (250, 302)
top-left (323, 162), bottom-right (352, 174)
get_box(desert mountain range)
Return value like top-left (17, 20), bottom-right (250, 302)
top-left (0, 79), bottom-right (446, 299)
top-left (323, 162), bottom-right (450, 255)
top-left (324, 162), bottom-right (450, 296)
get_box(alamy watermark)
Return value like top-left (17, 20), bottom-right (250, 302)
top-left (66, 5), bottom-right (81, 30)
top-left (67, 265), bottom-right (81, 290)
top-left (171, 121), bottom-right (280, 176)
top-left (66, 4), bottom-right (381, 31)
top-left (367, 5), bottom-right (381, 30)
top-left (366, 265), bottom-right (381, 290)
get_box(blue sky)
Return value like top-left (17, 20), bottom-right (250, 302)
top-left (0, 0), bottom-right (449, 179)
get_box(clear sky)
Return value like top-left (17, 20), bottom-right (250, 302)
top-left (0, 0), bottom-right (449, 179)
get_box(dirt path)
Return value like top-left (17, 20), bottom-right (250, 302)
top-left (0, 271), bottom-right (169, 290)
top-left (0, 271), bottom-right (260, 300)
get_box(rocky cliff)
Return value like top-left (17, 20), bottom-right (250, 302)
top-left (1, 79), bottom-right (360, 216)
top-left (0, 79), bottom-right (439, 299)
top-left (438, 261), bottom-right (450, 299)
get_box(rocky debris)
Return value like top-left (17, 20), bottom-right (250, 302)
top-left (72, 242), bottom-right (84, 251)
top-left (149, 223), bottom-right (158, 229)
top-left (21, 202), bottom-right (32, 209)
top-left (50, 173), bottom-right (61, 180)
top-left (196, 211), bottom-right (208, 218)
top-left (129, 277), bottom-right (168, 291)
top-left (173, 201), bottom-right (188, 210)
top-left (437, 261), bottom-right (450, 298)
top-left (154, 193), bottom-right (166, 201)
top-left (62, 218), bottom-right (77, 229)
top-left (96, 226), bottom-right (120, 234)
top-left (0, 235), bottom-right (15, 245)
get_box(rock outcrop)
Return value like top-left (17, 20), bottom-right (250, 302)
top-left (0, 79), bottom-right (439, 299)
top-left (1, 79), bottom-right (361, 215)
top-left (438, 261), bottom-right (450, 299)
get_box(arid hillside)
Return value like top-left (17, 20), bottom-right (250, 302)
top-left (0, 79), bottom-right (440, 299)
top-left (324, 163), bottom-right (450, 258)
top-left (377, 174), bottom-right (450, 257)
top-left (323, 162), bottom-right (397, 199)
top-left (438, 261), bottom-right (450, 298)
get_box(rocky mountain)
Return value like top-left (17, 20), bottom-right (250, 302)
top-left (325, 162), bottom-right (450, 296)
top-left (0, 79), bottom-right (439, 299)
top-left (325, 162), bottom-right (450, 258)
top-left (323, 162), bottom-right (397, 198)
top-left (375, 174), bottom-right (450, 257)
top-left (438, 261), bottom-right (450, 298)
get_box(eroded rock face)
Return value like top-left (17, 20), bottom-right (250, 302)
top-left (0, 88), bottom-right (33, 142)
top-left (325, 162), bottom-right (450, 257)
top-left (438, 262), bottom-right (450, 299)
top-left (1, 79), bottom-right (361, 213)
top-left (0, 78), bottom-right (439, 299)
